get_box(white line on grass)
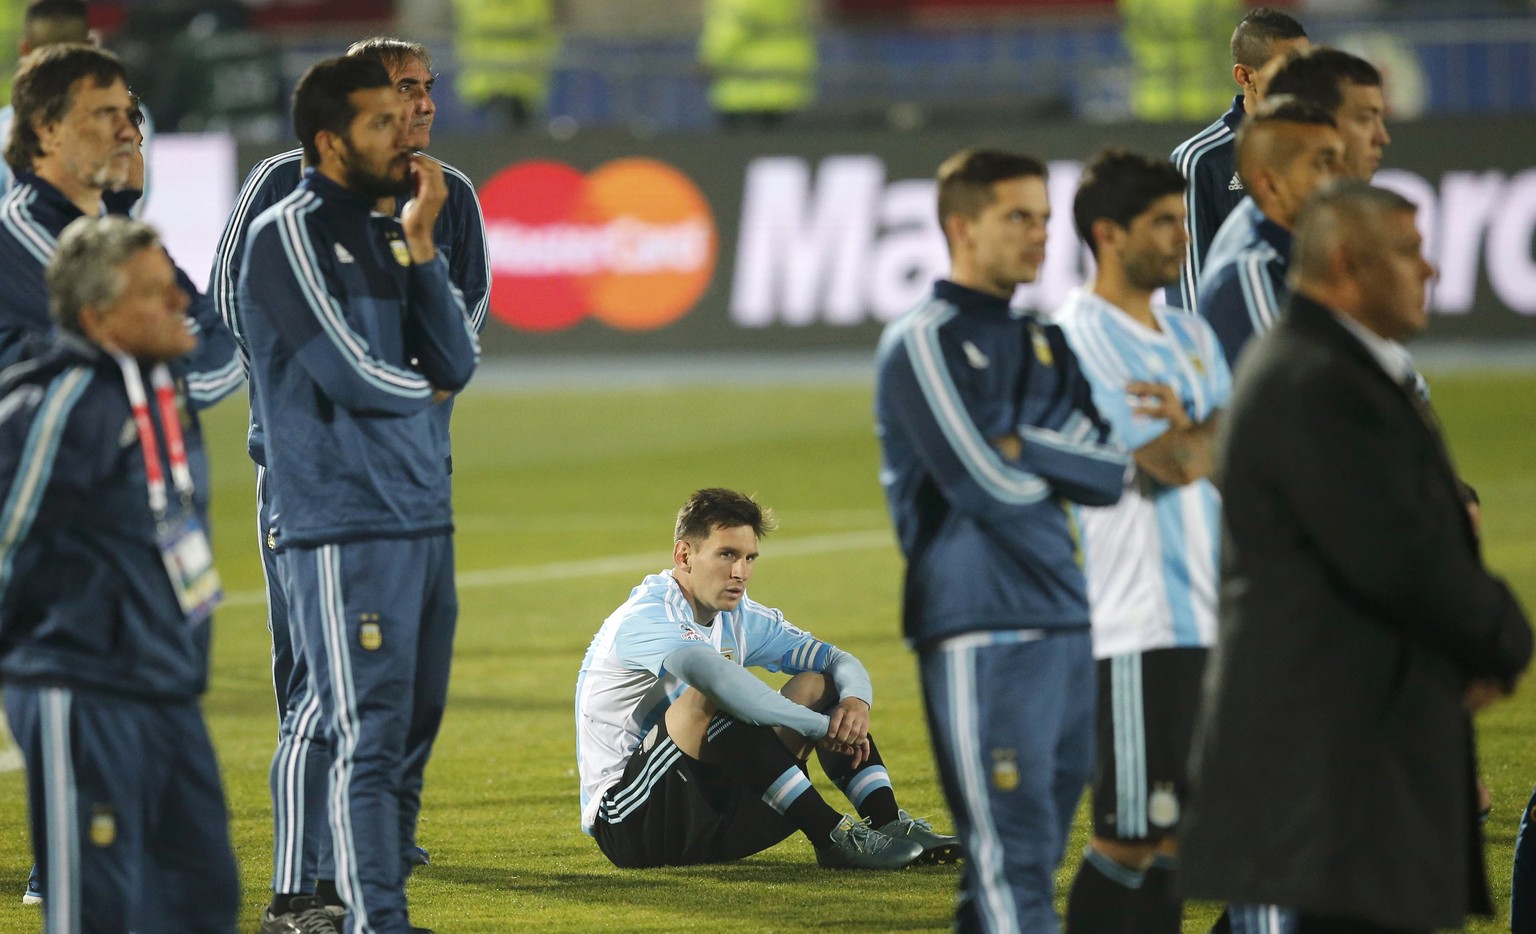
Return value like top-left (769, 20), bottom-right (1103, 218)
top-left (219, 529), bottom-right (895, 609)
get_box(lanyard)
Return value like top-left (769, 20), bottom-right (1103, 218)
top-left (114, 354), bottom-right (194, 518)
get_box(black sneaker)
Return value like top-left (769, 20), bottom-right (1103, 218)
top-left (816, 815), bottom-right (923, 870)
top-left (877, 809), bottom-right (963, 864)
top-left (259, 895), bottom-right (340, 934)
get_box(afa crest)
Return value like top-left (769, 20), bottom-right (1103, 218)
top-left (90, 805), bottom-right (115, 847)
top-left (991, 748), bottom-right (1019, 792)
top-left (1189, 354), bottom-right (1206, 376)
top-left (389, 238), bottom-right (411, 266)
top-left (1031, 328), bottom-right (1054, 367)
top-left (359, 613), bottom-right (383, 651)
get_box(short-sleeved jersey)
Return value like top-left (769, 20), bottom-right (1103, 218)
top-left (1055, 289), bottom-right (1231, 658)
top-left (575, 569), bottom-right (834, 831)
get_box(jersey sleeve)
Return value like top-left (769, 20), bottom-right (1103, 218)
top-left (663, 644), bottom-right (831, 738)
top-left (175, 261), bottom-right (244, 409)
top-left (1197, 253), bottom-right (1281, 370)
top-left (610, 610), bottom-right (703, 676)
top-left (405, 255), bottom-right (479, 393)
top-left (241, 217), bottom-right (436, 417)
top-left (442, 167), bottom-right (490, 335)
top-left (210, 156), bottom-right (300, 366)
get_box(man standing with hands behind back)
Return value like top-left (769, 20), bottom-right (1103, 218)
top-left (239, 56), bottom-right (478, 934)
top-left (1181, 180), bottom-right (1532, 933)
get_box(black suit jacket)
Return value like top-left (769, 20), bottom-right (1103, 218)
top-left (1180, 293), bottom-right (1532, 929)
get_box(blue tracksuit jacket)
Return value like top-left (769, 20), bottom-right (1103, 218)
top-left (1196, 204), bottom-right (1292, 368)
top-left (0, 334), bottom-right (214, 701)
top-left (1170, 95), bottom-right (1247, 312)
top-left (874, 280), bottom-right (1127, 648)
top-left (238, 171), bottom-right (479, 550)
top-left (210, 149), bottom-right (489, 468)
top-left (0, 173), bottom-right (242, 404)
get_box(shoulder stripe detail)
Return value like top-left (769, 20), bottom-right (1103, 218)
top-left (0, 366), bottom-right (93, 601)
top-left (442, 160), bottom-right (490, 333)
top-left (211, 148), bottom-right (304, 349)
top-left (1236, 248), bottom-right (1282, 336)
top-left (902, 302), bottom-right (1048, 505)
top-left (0, 187), bottom-right (57, 267)
top-left (272, 192), bottom-right (432, 399)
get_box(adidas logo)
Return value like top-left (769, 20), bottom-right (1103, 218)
top-left (334, 242), bottom-right (355, 263)
top-left (962, 340), bottom-right (990, 370)
top-left (1228, 172), bottom-right (1244, 192)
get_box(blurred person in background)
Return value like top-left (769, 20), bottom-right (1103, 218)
top-left (1196, 95), bottom-right (1344, 367)
top-left (1120, 0), bottom-right (1242, 122)
top-left (1182, 180), bottom-right (1531, 934)
top-left (452, 0), bottom-right (560, 130)
top-left (700, 0), bottom-right (815, 130)
top-left (0, 213), bottom-right (240, 934)
top-left (1169, 6), bottom-right (1308, 312)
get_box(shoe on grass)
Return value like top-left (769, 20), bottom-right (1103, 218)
top-left (878, 809), bottom-right (963, 865)
top-left (259, 895), bottom-right (340, 934)
top-left (816, 815), bottom-right (923, 870)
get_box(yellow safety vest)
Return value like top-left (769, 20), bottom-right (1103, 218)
top-left (1119, 0), bottom-right (1241, 121)
top-left (452, 0), bottom-right (561, 108)
top-left (699, 0), bottom-right (816, 115)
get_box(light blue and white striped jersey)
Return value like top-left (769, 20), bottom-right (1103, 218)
top-left (1054, 289), bottom-right (1231, 657)
top-left (575, 570), bottom-right (833, 831)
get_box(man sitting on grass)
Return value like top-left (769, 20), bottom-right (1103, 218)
top-left (576, 487), bottom-right (959, 870)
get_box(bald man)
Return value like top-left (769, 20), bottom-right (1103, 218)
top-left (1194, 96), bottom-right (1343, 367)
top-left (1182, 179), bottom-right (1531, 934)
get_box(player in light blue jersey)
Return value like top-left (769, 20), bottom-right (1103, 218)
top-left (576, 489), bottom-right (958, 871)
top-left (1056, 150), bottom-right (1231, 934)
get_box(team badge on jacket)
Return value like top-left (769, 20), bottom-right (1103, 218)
top-left (1030, 326), bottom-right (1053, 367)
top-left (359, 613), bottom-right (383, 651)
top-left (389, 237), bottom-right (411, 266)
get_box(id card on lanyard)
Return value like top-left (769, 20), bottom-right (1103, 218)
top-left (116, 354), bottom-right (222, 626)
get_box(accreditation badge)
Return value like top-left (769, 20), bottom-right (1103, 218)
top-left (158, 513), bottom-right (223, 625)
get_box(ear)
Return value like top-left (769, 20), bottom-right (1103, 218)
top-left (77, 304), bottom-right (111, 348)
top-left (673, 539), bottom-right (691, 572)
top-left (942, 211), bottom-right (969, 250)
top-left (1090, 217), bottom-right (1120, 255)
top-left (316, 128), bottom-right (343, 163)
top-left (1233, 63), bottom-right (1254, 93)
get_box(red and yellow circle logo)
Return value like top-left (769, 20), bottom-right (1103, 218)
top-left (480, 158), bottom-right (717, 332)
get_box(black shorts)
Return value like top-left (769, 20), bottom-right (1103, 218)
top-left (1091, 647), bottom-right (1208, 842)
top-left (593, 716), bottom-right (798, 868)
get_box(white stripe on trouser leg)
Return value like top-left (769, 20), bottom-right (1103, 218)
top-left (275, 686), bottom-right (323, 891)
top-left (1112, 655), bottom-right (1148, 838)
top-left (319, 546), bottom-right (371, 932)
top-left (943, 643), bottom-right (1019, 933)
top-left (41, 687), bottom-right (79, 934)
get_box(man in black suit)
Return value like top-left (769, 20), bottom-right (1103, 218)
top-left (1180, 180), bottom-right (1533, 934)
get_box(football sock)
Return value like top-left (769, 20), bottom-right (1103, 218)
top-left (816, 735), bottom-right (899, 828)
top-left (314, 879), bottom-right (342, 907)
top-left (706, 715), bottom-right (843, 844)
top-left (269, 893), bottom-right (311, 915)
top-left (1065, 846), bottom-right (1143, 934)
top-left (1131, 853), bottom-right (1182, 934)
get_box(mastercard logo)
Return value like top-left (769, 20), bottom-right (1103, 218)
top-left (480, 158), bottom-right (717, 332)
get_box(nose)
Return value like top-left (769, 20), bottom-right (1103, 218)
top-left (1376, 119), bottom-right (1391, 146)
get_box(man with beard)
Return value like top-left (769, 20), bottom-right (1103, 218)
top-left (239, 56), bottom-right (479, 934)
top-left (209, 36), bottom-right (488, 932)
top-left (1055, 150), bottom-right (1231, 934)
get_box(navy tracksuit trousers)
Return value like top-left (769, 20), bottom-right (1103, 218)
top-left (5, 684), bottom-right (240, 933)
top-left (282, 534), bottom-right (457, 934)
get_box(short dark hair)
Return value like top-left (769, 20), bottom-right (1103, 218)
top-left (1231, 7), bottom-right (1307, 69)
top-left (1234, 95), bottom-right (1338, 190)
top-left (935, 149), bottom-right (1047, 246)
top-left (674, 489), bottom-right (777, 544)
top-left (346, 36), bottom-right (432, 75)
top-left (1072, 149), bottom-right (1186, 258)
top-left (24, 0), bottom-right (90, 49)
top-left (291, 56), bottom-right (394, 165)
top-left (6, 44), bottom-right (126, 174)
top-left (1266, 46), bottom-right (1381, 116)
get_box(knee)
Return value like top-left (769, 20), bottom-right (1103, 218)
top-left (779, 672), bottom-right (835, 711)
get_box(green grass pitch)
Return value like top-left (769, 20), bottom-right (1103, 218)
top-left (0, 368), bottom-right (1531, 932)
